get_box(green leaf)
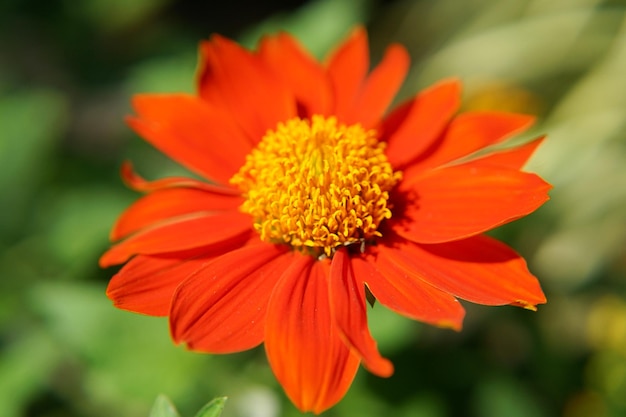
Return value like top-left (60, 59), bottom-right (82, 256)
top-left (38, 186), bottom-right (132, 277)
top-left (73, 0), bottom-right (171, 33)
top-left (0, 89), bottom-right (67, 237)
top-left (368, 304), bottom-right (418, 353)
top-left (126, 52), bottom-right (197, 94)
top-left (28, 282), bottom-right (209, 409)
top-left (239, 0), bottom-right (371, 58)
top-left (474, 376), bottom-right (548, 417)
top-left (0, 331), bottom-right (62, 417)
top-left (193, 397), bottom-right (227, 417)
top-left (149, 394), bottom-right (181, 417)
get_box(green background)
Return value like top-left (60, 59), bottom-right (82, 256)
top-left (1, 0), bottom-right (626, 416)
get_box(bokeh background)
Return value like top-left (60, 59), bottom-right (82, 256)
top-left (2, 0), bottom-right (626, 416)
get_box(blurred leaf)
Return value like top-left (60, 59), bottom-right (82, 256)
top-left (586, 295), bottom-right (626, 352)
top-left (194, 397), bottom-right (227, 417)
top-left (29, 282), bottom-right (209, 411)
top-left (239, 0), bottom-right (371, 58)
top-left (37, 186), bottom-right (132, 278)
top-left (529, 19), bottom-right (626, 289)
top-left (474, 377), bottom-right (548, 417)
top-left (411, 7), bottom-right (622, 86)
top-left (0, 331), bottom-right (62, 417)
top-left (397, 394), bottom-right (446, 417)
top-left (229, 387), bottom-right (280, 417)
top-left (332, 384), bottom-right (389, 417)
top-left (148, 396), bottom-right (226, 417)
top-left (70, 0), bottom-right (171, 33)
top-left (126, 51), bottom-right (197, 94)
top-left (368, 304), bottom-right (418, 354)
top-left (150, 395), bottom-right (181, 417)
top-left (0, 89), bottom-right (67, 238)
top-left (587, 350), bottom-right (626, 409)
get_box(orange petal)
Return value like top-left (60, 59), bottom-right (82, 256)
top-left (326, 27), bottom-right (369, 122)
top-left (409, 111), bottom-right (535, 173)
top-left (111, 187), bottom-right (243, 241)
top-left (265, 254), bottom-right (360, 414)
top-left (394, 162), bottom-right (551, 243)
top-left (128, 94), bottom-right (251, 184)
top-left (170, 243), bottom-right (292, 353)
top-left (346, 44), bottom-right (409, 128)
top-left (99, 211), bottom-right (252, 267)
top-left (353, 254), bottom-right (465, 330)
top-left (106, 254), bottom-right (212, 316)
top-left (329, 248), bottom-right (393, 377)
top-left (377, 234), bottom-right (546, 308)
top-left (471, 136), bottom-right (546, 170)
top-left (120, 162), bottom-right (239, 194)
top-left (197, 35), bottom-right (296, 143)
top-left (381, 79), bottom-right (461, 168)
top-left (258, 32), bottom-right (331, 117)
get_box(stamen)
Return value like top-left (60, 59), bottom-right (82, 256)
top-left (230, 116), bottom-right (401, 257)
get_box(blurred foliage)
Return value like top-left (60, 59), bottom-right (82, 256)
top-left (150, 395), bottom-right (227, 417)
top-left (1, 0), bottom-right (626, 416)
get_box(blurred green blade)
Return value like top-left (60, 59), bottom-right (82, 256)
top-left (193, 397), bottom-right (227, 417)
top-left (240, 0), bottom-right (370, 58)
top-left (149, 395), bottom-right (181, 417)
top-left (0, 89), bottom-right (66, 237)
top-left (0, 332), bottom-right (61, 417)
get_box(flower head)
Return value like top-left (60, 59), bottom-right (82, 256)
top-left (101, 27), bottom-right (550, 413)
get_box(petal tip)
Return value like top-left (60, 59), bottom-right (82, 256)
top-left (513, 295), bottom-right (547, 311)
top-left (440, 77), bottom-right (463, 92)
top-left (98, 251), bottom-right (116, 268)
top-left (99, 246), bottom-right (128, 268)
top-left (366, 358), bottom-right (394, 378)
top-left (439, 319), bottom-right (464, 332)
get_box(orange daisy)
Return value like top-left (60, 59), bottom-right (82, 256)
top-left (101, 27), bottom-right (550, 413)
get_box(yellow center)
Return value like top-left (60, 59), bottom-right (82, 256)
top-left (230, 115), bottom-right (401, 258)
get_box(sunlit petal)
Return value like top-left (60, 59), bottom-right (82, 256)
top-left (258, 32), bottom-right (332, 117)
top-left (330, 248), bottom-right (393, 377)
top-left (409, 111), bottom-right (535, 173)
top-left (471, 136), bottom-right (546, 169)
top-left (326, 26), bottom-right (369, 122)
top-left (107, 254), bottom-right (212, 316)
top-left (377, 234), bottom-right (546, 309)
top-left (119, 162), bottom-right (240, 195)
top-left (197, 35), bottom-right (296, 142)
top-left (346, 44), bottom-right (409, 128)
top-left (129, 94), bottom-right (252, 184)
top-left (394, 162), bottom-right (551, 243)
top-left (265, 254), bottom-right (360, 414)
top-left (171, 243), bottom-right (292, 353)
top-left (111, 187), bottom-right (243, 241)
top-left (100, 212), bottom-right (252, 267)
top-left (381, 79), bottom-right (461, 168)
top-left (355, 254), bottom-right (465, 330)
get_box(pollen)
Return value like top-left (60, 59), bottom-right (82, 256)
top-left (230, 116), bottom-right (401, 258)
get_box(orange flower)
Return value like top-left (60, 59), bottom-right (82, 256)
top-left (101, 27), bottom-right (550, 413)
